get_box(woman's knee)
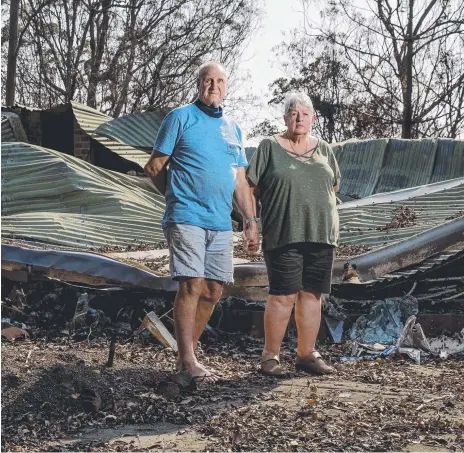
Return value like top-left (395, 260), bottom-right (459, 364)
top-left (268, 293), bottom-right (298, 308)
top-left (298, 290), bottom-right (321, 303)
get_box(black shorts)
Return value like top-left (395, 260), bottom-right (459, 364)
top-left (263, 242), bottom-right (335, 295)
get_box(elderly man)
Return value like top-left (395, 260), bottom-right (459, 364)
top-left (145, 61), bottom-right (259, 381)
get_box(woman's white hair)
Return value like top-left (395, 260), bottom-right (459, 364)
top-left (283, 92), bottom-right (314, 116)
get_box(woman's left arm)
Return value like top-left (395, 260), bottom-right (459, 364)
top-left (329, 147), bottom-right (341, 193)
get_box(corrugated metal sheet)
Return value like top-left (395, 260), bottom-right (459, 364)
top-left (339, 183), bottom-right (464, 246)
top-left (339, 178), bottom-right (464, 209)
top-left (1, 112), bottom-right (28, 143)
top-left (2, 244), bottom-right (177, 290)
top-left (94, 109), bottom-right (171, 150)
top-left (70, 102), bottom-right (151, 169)
top-left (430, 139), bottom-right (464, 182)
top-left (374, 139), bottom-right (436, 193)
top-left (332, 139), bottom-right (388, 199)
top-left (371, 244), bottom-right (464, 285)
top-left (332, 138), bottom-right (464, 198)
top-left (1, 142), bottom-right (166, 248)
top-left (1, 117), bottom-right (14, 141)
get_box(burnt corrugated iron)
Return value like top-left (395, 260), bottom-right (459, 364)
top-left (339, 182), bottom-right (464, 246)
top-left (94, 109), bottom-right (171, 150)
top-left (333, 216), bottom-right (464, 282)
top-left (332, 138), bottom-right (464, 198)
top-left (70, 102), bottom-right (150, 169)
top-left (333, 139), bottom-right (388, 199)
top-left (1, 113), bottom-right (28, 143)
top-left (1, 244), bottom-right (176, 291)
top-left (370, 244), bottom-right (464, 286)
top-left (1, 142), bottom-right (165, 248)
top-left (331, 243), bottom-right (464, 302)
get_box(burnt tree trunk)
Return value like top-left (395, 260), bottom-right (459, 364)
top-left (5, 0), bottom-right (20, 106)
top-left (402, 0), bottom-right (414, 139)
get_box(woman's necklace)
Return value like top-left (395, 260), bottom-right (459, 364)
top-left (285, 133), bottom-right (318, 159)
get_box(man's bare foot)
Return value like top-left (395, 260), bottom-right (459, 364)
top-left (178, 358), bottom-right (219, 383)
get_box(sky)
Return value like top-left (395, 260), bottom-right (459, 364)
top-left (234, 0), bottom-right (307, 145)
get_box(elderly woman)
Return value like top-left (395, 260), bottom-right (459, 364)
top-left (246, 92), bottom-right (340, 376)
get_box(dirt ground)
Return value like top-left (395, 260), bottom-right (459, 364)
top-left (1, 336), bottom-right (463, 452)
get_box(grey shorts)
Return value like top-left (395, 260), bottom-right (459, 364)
top-left (164, 224), bottom-right (234, 284)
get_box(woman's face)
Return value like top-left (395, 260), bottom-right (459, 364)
top-left (284, 104), bottom-right (315, 136)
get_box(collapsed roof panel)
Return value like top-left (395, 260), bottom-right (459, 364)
top-left (1, 112), bottom-right (28, 143)
top-left (339, 181), bottom-right (464, 246)
top-left (332, 139), bottom-right (388, 198)
top-left (1, 143), bottom-right (165, 248)
top-left (332, 138), bottom-right (464, 199)
top-left (93, 109), bottom-right (171, 150)
top-left (70, 102), bottom-right (151, 169)
top-left (373, 138), bottom-right (437, 193)
top-left (2, 244), bottom-right (176, 290)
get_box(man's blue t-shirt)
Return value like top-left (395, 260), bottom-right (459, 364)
top-left (153, 103), bottom-right (247, 231)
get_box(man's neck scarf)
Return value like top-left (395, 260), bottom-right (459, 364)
top-left (194, 99), bottom-right (223, 118)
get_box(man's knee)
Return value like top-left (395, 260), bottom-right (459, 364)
top-left (178, 277), bottom-right (205, 298)
top-left (202, 280), bottom-right (223, 305)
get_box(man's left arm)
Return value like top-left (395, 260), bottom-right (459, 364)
top-left (234, 167), bottom-right (260, 253)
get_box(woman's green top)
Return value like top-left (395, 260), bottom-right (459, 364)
top-left (246, 136), bottom-right (341, 252)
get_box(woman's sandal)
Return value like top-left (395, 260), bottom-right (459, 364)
top-left (295, 351), bottom-right (335, 375)
top-left (260, 353), bottom-right (287, 377)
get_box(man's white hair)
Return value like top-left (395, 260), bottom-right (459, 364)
top-left (197, 61), bottom-right (228, 80)
top-left (283, 92), bottom-right (314, 116)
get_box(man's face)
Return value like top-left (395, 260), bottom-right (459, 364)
top-left (198, 65), bottom-right (227, 108)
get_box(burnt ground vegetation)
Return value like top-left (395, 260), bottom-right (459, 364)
top-left (1, 334), bottom-right (463, 452)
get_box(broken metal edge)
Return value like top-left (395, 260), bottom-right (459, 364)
top-left (1, 245), bottom-right (265, 299)
top-left (1, 244), bottom-right (177, 291)
top-left (338, 178), bottom-right (464, 210)
top-left (332, 216), bottom-right (464, 283)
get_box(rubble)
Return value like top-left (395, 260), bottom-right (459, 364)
top-left (2, 336), bottom-right (463, 452)
top-left (428, 328), bottom-right (464, 359)
top-left (349, 296), bottom-right (419, 344)
top-left (137, 311), bottom-right (178, 352)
